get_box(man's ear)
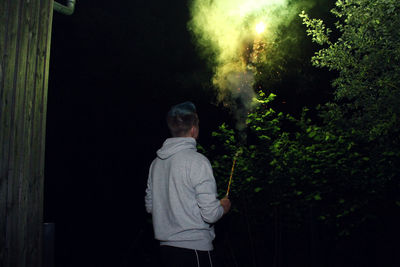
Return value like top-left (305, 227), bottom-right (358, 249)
top-left (190, 126), bottom-right (195, 137)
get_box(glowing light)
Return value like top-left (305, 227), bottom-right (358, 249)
top-left (255, 21), bottom-right (266, 34)
top-left (188, 0), bottom-right (298, 125)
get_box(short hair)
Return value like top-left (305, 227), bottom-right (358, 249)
top-left (167, 101), bottom-right (199, 137)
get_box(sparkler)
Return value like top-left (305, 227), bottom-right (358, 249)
top-left (189, 0), bottom-right (299, 110)
top-left (226, 148), bottom-right (243, 197)
top-left (222, 23), bottom-right (265, 198)
top-left (255, 21), bottom-right (266, 35)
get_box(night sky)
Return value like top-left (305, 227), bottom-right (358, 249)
top-left (44, 0), bottom-right (334, 266)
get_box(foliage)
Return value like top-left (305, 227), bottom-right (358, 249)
top-left (300, 0), bottom-right (400, 140)
top-left (206, 0), bottom-right (400, 245)
top-left (205, 1), bottom-right (400, 264)
top-left (210, 91), bottom-right (400, 237)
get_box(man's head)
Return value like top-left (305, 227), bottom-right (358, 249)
top-left (167, 101), bottom-right (199, 138)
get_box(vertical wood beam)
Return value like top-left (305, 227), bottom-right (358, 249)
top-left (0, 0), bottom-right (54, 266)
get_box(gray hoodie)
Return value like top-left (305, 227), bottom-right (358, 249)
top-left (145, 137), bottom-right (224, 251)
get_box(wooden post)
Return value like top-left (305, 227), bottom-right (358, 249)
top-left (0, 0), bottom-right (54, 266)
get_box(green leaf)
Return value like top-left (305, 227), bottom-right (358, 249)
top-left (314, 193), bottom-right (322, 201)
top-left (259, 135), bottom-right (271, 140)
top-left (246, 176), bottom-right (255, 182)
top-left (254, 187), bottom-right (263, 193)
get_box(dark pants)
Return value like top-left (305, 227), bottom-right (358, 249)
top-left (160, 245), bottom-right (218, 267)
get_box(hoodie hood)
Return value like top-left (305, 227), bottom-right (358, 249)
top-left (156, 137), bottom-right (197, 160)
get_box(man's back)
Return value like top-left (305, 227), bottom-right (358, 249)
top-left (145, 137), bottom-right (224, 251)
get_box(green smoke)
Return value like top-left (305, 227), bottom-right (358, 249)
top-left (188, 0), bottom-right (311, 129)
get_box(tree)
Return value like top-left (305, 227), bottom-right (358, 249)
top-left (300, 0), bottom-right (400, 140)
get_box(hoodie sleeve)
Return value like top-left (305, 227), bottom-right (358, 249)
top-left (145, 162), bottom-right (154, 214)
top-left (190, 156), bottom-right (224, 224)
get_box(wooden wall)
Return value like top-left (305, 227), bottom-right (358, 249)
top-left (0, 0), bottom-right (53, 266)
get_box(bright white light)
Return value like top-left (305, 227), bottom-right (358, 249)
top-left (255, 21), bottom-right (266, 34)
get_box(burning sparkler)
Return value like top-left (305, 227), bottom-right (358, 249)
top-left (255, 21), bottom-right (266, 35)
top-left (189, 0), bottom-right (299, 105)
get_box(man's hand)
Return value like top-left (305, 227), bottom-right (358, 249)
top-left (220, 197), bottom-right (231, 214)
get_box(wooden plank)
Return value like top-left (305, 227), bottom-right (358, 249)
top-left (30, 1), bottom-right (53, 266)
top-left (1, 0), bottom-right (22, 266)
top-left (0, 0), bottom-right (12, 265)
top-left (8, 0), bottom-right (32, 265)
top-left (40, 0), bottom-right (53, 171)
top-left (23, 0), bottom-right (40, 265)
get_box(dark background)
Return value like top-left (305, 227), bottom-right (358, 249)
top-left (44, 0), bottom-right (335, 266)
top-left (45, 0), bottom-right (230, 266)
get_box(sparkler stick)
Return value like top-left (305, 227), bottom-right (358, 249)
top-left (225, 149), bottom-right (242, 197)
top-left (225, 158), bottom-right (237, 197)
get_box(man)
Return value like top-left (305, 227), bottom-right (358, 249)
top-left (145, 101), bottom-right (231, 267)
